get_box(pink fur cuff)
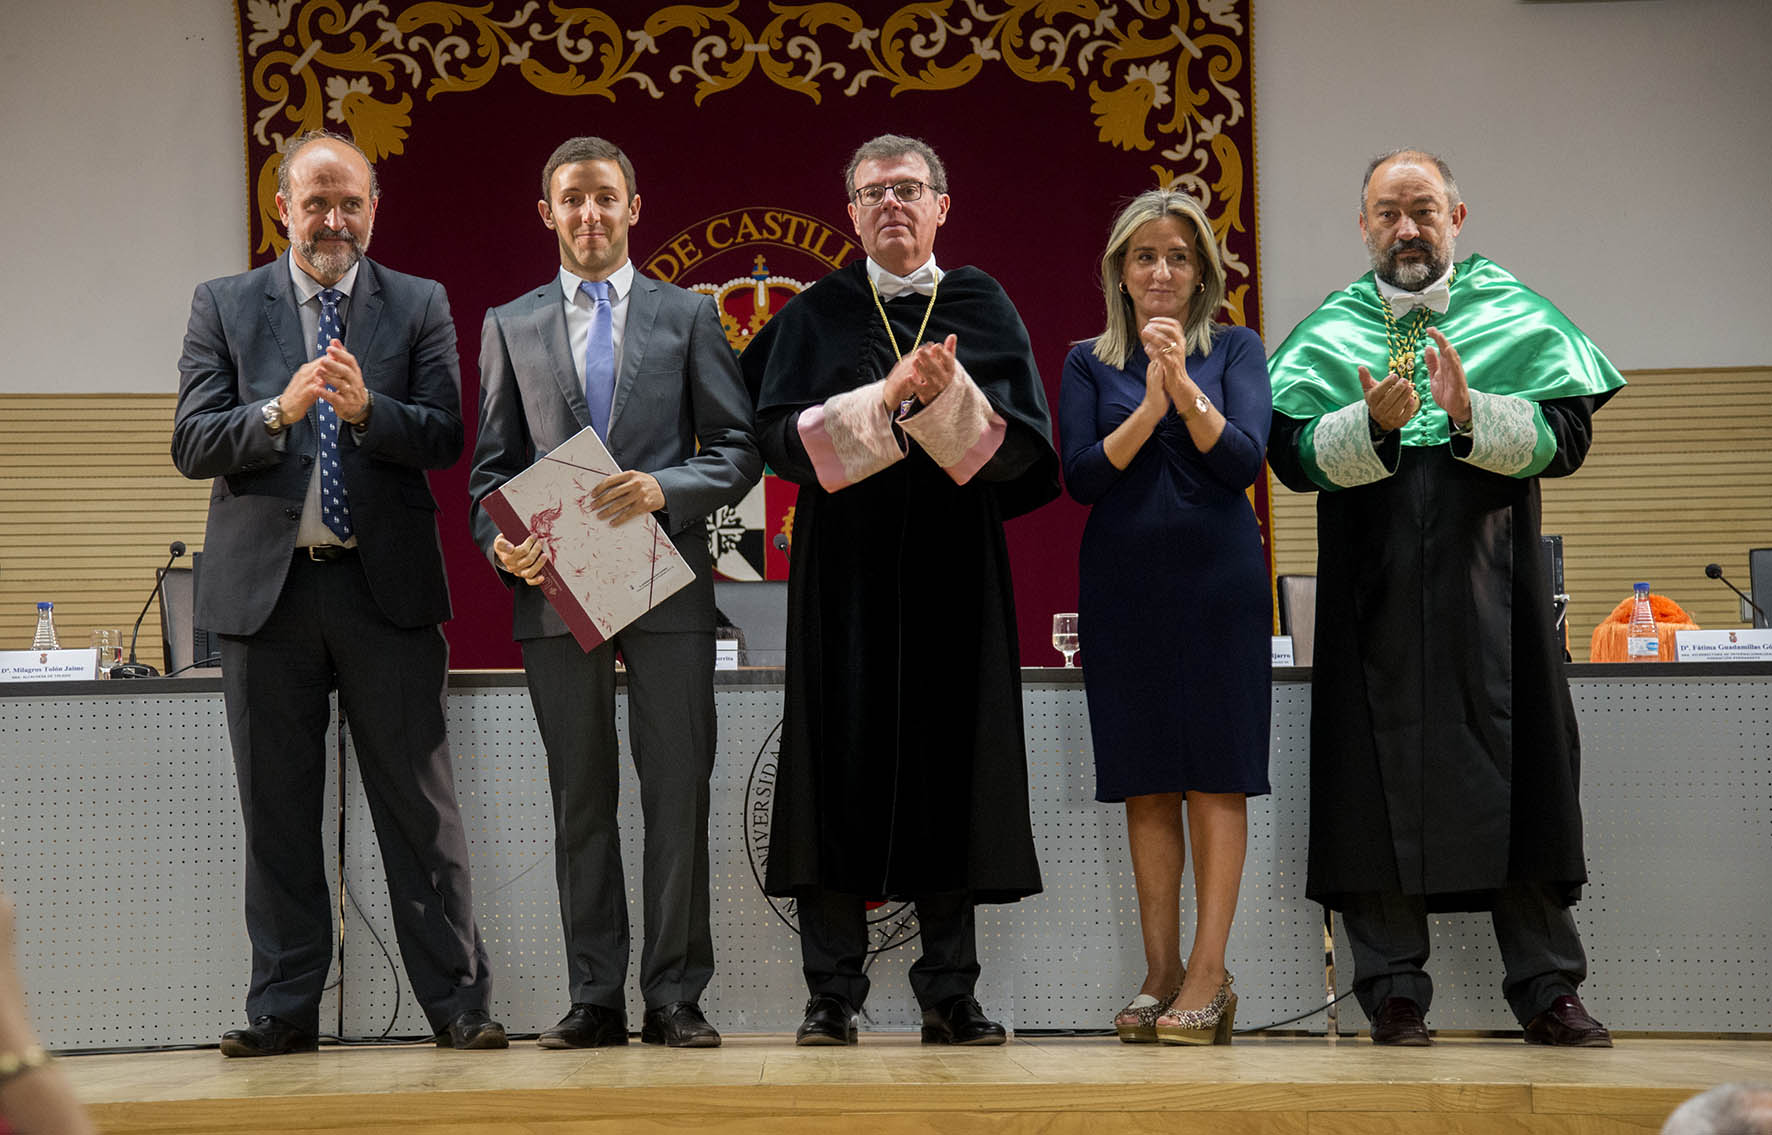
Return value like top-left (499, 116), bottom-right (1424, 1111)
top-left (899, 362), bottom-right (1006, 484)
top-left (797, 379), bottom-right (906, 492)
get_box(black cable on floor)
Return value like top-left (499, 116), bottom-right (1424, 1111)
top-left (1235, 990), bottom-right (1354, 1035)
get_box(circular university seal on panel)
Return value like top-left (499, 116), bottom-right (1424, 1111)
top-left (739, 691), bottom-right (917, 952)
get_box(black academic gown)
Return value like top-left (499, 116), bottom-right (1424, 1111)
top-left (1269, 397), bottom-right (1612, 912)
top-left (744, 261), bottom-right (1058, 903)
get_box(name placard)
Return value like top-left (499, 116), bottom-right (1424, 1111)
top-left (1271, 636), bottom-right (1296, 667)
top-left (0, 649), bottom-right (100, 683)
top-left (1673, 628), bottom-right (1772, 662)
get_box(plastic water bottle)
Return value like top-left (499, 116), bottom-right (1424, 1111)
top-left (31, 601), bottom-right (60, 650)
top-left (1625, 582), bottom-right (1658, 661)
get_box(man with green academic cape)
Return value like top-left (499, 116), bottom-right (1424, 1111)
top-left (1267, 149), bottom-right (1624, 1048)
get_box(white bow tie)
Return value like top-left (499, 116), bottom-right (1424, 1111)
top-left (1388, 282), bottom-right (1451, 317)
top-left (876, 264), bottom-right (938, 299)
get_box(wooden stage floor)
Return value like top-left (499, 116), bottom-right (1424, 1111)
top-left (63, 1033), bottom-right (1767, 1134)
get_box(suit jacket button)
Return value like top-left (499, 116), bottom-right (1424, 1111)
top-left (301, 454), bottom-right (314, 467)
top-left (284, 507), bottom-right (300, 520)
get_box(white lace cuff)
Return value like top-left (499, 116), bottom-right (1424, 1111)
top-left (1462, 390), bottom-right (1540, 476)
top-left (1310, 400), bottom-right (1391, 488)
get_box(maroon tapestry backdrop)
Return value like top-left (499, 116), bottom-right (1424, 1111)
top-left (236, 1), bottom-right (1264, 668)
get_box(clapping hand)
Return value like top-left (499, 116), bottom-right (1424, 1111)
top-left (1360, 366), bottom-right (1420, 432)
top-left (315, 340), bottom-right (372, 426)
top-left (908, 334), bottom-right (958, 404)
top-left (1140, 317), bottom-right (1193, 409)
top-left (1424, 328), bottom-right (1471, 425)
top-left (881, 334), bottom-right (958, 412)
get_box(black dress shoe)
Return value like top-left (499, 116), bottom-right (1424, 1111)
top-left (920, 995), bottom-right (1007, 1046)
top-left (795, 994), bottom-right (859, 1046)
top-left (539, 1003), bottom-right (629, 1049)
top-left (220, 1015), bottom-right (318, 1058)
top-left (1523, 994), bottom-right (1612, 1047)
top-left (1369, 997), bottom-right (1432, 1046)
top-left (641, 1001), bottom-right (721, 1048)
top-left (436, 1008), bottom-right (508, 1050)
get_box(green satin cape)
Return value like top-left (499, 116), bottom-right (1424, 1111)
top-left (1268, 255), bottom-right (1625, 449)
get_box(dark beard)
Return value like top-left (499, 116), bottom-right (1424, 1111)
top-left (1369, 235), bottom-right (1449, 291)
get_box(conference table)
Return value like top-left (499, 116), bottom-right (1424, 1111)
top-left (2, 662), bottom-right (1766, 1049)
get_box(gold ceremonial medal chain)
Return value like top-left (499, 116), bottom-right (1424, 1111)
top-left (1378, 267), bottom-right (1453, 380)
top-left (868, 275), bottom-right (939, 360)
top-left (1382, 307), bottom-right (1430, 380)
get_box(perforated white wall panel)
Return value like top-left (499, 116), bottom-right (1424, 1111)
top-left (4, 666), bottom-right (1767, 1048)
top-left (335, 676), bottom-right (1327, 1039)
top-left (0, 683), bottom-right (342, 1049)
top-left (1333, 669), bottom-right (1772, 1034)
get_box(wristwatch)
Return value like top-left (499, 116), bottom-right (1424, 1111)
top-left (1184, 393), bottom-right (1212, 420)
top-left (260, 397), bottom-right (286, 434)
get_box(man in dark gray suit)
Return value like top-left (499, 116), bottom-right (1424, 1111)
top-left (173, 130), bottom-right (504, 1057)
top-left (468, 137), bottom-right (760, 1049)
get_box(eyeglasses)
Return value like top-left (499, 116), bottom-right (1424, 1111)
top-left (851, 180), bottom-right (927, 207)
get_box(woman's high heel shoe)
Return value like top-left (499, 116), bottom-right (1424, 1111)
top-left (1154, 974), bottom-right (1236, 1046)
top-left (1114, 987), bottom-right (1179, 1044)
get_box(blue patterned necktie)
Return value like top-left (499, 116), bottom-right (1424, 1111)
top-left (315, 288), bottom-right (354, 541)
top-left (579, 279), bottom-right (615, 438)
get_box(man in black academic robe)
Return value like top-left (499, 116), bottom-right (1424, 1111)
top-left (743, 134), bottom-right (1057, 1047)
top-left (1267, 150), bottom-right (1623, 1048)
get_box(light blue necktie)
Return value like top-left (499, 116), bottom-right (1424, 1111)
top-left (579, 279), bottom-right (615, 438)
top-left (315, 288), bottom-right (354, 541)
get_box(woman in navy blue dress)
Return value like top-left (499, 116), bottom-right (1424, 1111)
top-left (1058, 189), bottom-right (1272, 1045)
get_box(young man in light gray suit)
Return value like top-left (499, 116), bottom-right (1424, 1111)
top-left (468, 137), bottom-right (761, 1049)
top-left (174, 130), bottom-right (504, 1056)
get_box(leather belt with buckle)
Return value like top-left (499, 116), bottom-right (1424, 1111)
top-left (300, 545), bottom-right (355, 563)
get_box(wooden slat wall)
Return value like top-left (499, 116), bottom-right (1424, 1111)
top-left (0, 395), bottom-right (209, 668)
top-left (1269, 368), bottom-right (1772, 655)
top-left (4, 372), bottom-right (1767, 670)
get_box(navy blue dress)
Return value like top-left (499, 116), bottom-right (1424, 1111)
top-left (1058, 326), bottom-right (1273, 801)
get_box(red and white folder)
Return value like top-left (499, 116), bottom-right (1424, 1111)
top-left (480, 426), bottom-right (695, 651)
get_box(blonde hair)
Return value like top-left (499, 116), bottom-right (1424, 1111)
top-left (1092, 189), bottom-right (1227, 368)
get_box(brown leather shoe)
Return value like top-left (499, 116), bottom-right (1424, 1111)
top-left (1369, 997), bottom-right (1432, 1046)
top-left (1523, 994), bottom-right (1612, 1047)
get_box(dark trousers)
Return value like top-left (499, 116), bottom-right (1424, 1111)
top-left (220, 554), bottom-right (491, 1036)
top-left (1340, 882), bottom-right (1589, 1026)
top-left (521, 627), bottom-right (716, 1011)
top-left (795, 887), bottom-right (979, 1011)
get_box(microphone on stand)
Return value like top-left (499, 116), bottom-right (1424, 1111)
top-left (1704, 563), bottom-right (1769, 628)
top-left (112, 541), bottom-right (185, 679)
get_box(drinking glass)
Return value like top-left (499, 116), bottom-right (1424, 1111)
top-left (90, 629), bottom-right (121, 675)
top-left (1051, 613), bottom-right (1079, 668)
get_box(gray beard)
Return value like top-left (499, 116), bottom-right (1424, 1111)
top-left (293, 229), bottom-right (364, 281)
top-left (1370, 236), bottom-right (1451, 291)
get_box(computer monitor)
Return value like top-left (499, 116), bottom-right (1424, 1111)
top-left (159, 553), bottom-right (220, 674)
top-left (1749, 548), bottom-right (1772, 630)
